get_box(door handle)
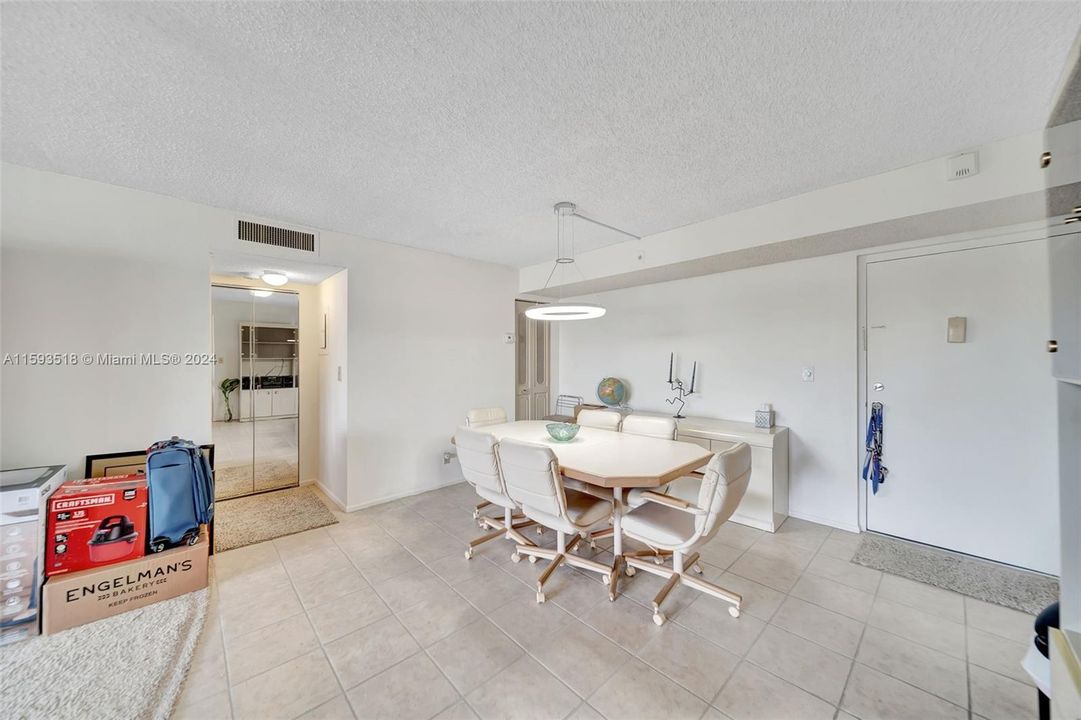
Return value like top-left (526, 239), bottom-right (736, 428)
top-left (872, 383), bottom-right (885, 392)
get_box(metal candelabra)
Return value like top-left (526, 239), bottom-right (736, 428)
top-left (665, 353), bottom-right (697, 418)
top-left (665, 378), bottom-right (694, 418)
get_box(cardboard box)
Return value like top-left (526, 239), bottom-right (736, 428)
top-left (42, 527), bottom-right (208, 634)
top-left (45, 474), bottom-right (148, 577)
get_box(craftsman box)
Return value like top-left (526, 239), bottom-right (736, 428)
top-left (45, 474), bottom-right (148, 577)
top-left (41, 527), bottom-right (208, 634)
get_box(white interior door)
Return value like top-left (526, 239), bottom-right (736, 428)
top-left (515, 301), bottom-right (550, 420)
top-left (865, 239), bottom-right (1060, 574)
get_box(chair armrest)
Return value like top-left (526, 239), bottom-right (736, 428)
top-left (639, 491), bottom-right (705, 515)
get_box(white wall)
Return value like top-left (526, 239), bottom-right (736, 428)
top-left (317, 270), bottom-right (348, 508)
top-left (336, 237), bottom-right (517, 508)
top-left (1, 164), bottom-right (517, 504)
top-left (1, 170), bottom-right (215, 475)
top-left (557, 253), bottom-right (860, 530)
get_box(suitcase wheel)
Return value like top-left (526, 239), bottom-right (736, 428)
top-left (186, 533), bottom-right (200, 546)
top-left (150, 540), bottom-right (166, 553)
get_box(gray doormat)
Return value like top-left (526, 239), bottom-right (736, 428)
top-left (214, 485), bottom-right (338, 552)
top-left (0, 588), bottom-right (207, 720)
top-left (852, 533), bottom-right (1058, 614)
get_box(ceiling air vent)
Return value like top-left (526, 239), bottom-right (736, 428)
top-left (238, 220), bottom-right (316, 252)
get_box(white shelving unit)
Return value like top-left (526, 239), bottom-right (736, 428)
top-left (238, 322), bottom-right (299, 420)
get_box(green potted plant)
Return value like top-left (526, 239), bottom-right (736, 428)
top-left (219, 378), bottom-right (241, 421)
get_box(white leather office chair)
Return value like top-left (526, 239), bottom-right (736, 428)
top-left (576, 408), bottom-right (622, 431)
top-left (463, 407), bottom-right (508, 518)
top-left (620, 416), bottom-right (678, 509)
top-left (496, 439), bottom-right (618, 602)
top-left (620, 442), bottom-right (751, 625)
top-left (581, 415), bottom-right (680, 551)
top-left (454, 427), bottom-right (535, 559)
top-left (465, 407), bottom-right (508, 428)
top-left (562, 408), bottom-right (622, 502)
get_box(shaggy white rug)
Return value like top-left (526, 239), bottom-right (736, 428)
top-left (0, 588), bottom-right (208, 720)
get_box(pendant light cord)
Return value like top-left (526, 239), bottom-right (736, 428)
top-left (537, 201), bottom-right (640, 296)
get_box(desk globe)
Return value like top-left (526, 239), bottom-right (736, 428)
top-left (596, 377), bottom-right (627, 407)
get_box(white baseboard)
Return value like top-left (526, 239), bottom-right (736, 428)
top-left (786, 509), bottom-right (860, 534)
top-left (312, 480), bottom-right (347, 511)
top-left (342, 478), bottom-right (465, 513)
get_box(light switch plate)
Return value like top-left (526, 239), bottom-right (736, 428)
top-left (947, 316), bottom-right (967, 343)
top-left (801, 367), bottom-right (815, 383)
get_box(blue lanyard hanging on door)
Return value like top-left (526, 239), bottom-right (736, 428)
top-left (862, 402), bottom-right (888, 495)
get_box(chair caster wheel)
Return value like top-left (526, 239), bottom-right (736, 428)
top-left (728, 606), bottom-right (741, 618)
top-left (590, 541), bottom-right (597, 551)
top-left (653, 556), bottom-right (664, 565)
top-left (528, 555), bottom-right (538, 564)
top-left (625, 566), bottom-right (636, 577)
top-left (536, 527), bottom-right (544, 535)
top-left (464, 549), bottom-right (473, 560)
top-left (536, 592), bottom-right (546, 603)
top-left (692, 564), bottom-right (703, 574)
top-left (511, 553), bottom-right (521, 563)
top-left (608, 592), bottom-right (616, 602)
top-left (472, 510), bottom-right (479, 519)
top-left (653, 612), bottom-right (666, 626)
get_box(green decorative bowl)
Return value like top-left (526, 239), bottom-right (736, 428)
top-left (546, 422), bottom-right (580, 442)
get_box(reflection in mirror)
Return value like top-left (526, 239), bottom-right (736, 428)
top-left (211, 285), bottom-right (299, 499)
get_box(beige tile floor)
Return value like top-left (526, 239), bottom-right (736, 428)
top-left (173, 482), bottom-right (1039, 720)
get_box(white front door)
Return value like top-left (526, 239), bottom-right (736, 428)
top-left (865, 238), bottom-right (1060, 574)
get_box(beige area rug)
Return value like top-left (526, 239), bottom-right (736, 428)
top-left (0, 588), bottom-right (208, 720)
top-left (215, 459), bottom-right (299, 499)
top-left (214, 485), bottom-right (338, 553)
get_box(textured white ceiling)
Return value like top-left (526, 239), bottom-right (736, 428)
top-left (3, 2), bottom-right (1079, 267)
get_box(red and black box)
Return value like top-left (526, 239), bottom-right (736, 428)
top-left (45, 475), bottom-right (148, 577)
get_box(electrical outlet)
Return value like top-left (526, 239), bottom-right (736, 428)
top-left (801, 367), bottom-right (815, 383)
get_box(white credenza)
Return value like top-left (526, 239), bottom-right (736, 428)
top-left (239, 388), bottom-right (298, 420)
top-left (672, 416), bottom-right (789, 532)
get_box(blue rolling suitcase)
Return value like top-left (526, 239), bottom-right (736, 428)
top-left (146, 437), bottom-right (214, 553)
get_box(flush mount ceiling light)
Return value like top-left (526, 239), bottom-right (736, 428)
top-left (525, 202), bottom-right (639, 322)
top-left (250, 289), bottom-right (273, 298)
top-left (261, 271), bottom-right (288, 286)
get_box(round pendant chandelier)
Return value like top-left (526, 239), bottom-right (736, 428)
top-left (526, 202), bottom-right (616, 322)
top-left (524, 303), bottom-right (606, 320)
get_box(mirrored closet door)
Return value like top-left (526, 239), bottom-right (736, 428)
top-left (211, 285), bottom-right (300, 499)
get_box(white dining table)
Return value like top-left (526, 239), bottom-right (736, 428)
top-left (478, 420), bottom-right (713, 559)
